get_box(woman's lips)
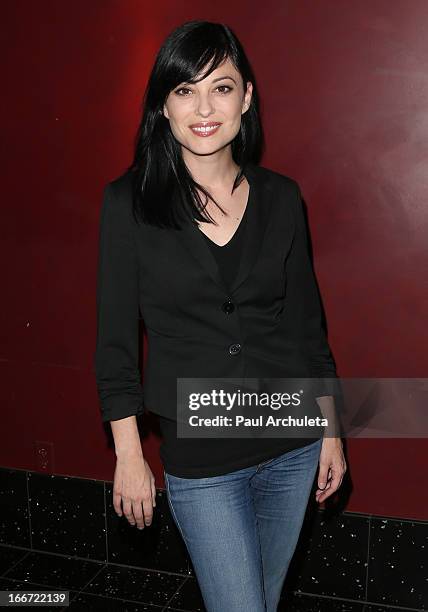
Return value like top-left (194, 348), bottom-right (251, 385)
top-left (189, 123), bottom-right (221, 137)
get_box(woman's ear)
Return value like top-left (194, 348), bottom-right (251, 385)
top-left (163, 104), bottom-right (169, 120)
top-left (242, 81), bottom-right (253, 114)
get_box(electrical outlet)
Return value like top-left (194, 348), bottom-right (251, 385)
top-left (34, 441), bottom-right (55, 473)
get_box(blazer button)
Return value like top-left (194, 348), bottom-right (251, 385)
top-left (228, 343), bottom-right (241, 355)
top-left (222, 300), bottom-right (235, 314)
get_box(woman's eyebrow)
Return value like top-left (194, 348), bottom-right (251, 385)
top-left (211, 76), bottom-right (237, 84)
top-left (179, 75), bottom-right (237, 87)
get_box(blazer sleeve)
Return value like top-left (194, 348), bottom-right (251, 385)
top-left (286, 181), bottom-right (339, 398)
top-left (93, 183), bottom-right (144, 422)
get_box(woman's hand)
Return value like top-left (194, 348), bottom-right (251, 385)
top-left (315, 437), bottom-right (347, 504)
top-left (113, 452), bottom-right (157, 529)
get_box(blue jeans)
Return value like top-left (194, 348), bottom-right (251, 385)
top-left (164, 437), bottom-right (322, 612)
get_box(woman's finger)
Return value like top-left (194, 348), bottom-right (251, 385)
top-left (113, 491), bottom-right (123, 516)
top-left (142, 493), bottom-right (154, 526)
top-left (317, 465), bottom-right (345, 502)
top-left (151, 479), bottom-right (157, 507)
top-left (132, 499), bottom-right (145, 530)
top-left (122, 498), bottom-right (136, 525)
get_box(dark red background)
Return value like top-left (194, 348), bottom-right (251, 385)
top-left (2, 0), bottom-right (427, 519)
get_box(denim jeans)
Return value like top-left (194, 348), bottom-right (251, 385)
top-left (164, 437), bottom-right (322, 612)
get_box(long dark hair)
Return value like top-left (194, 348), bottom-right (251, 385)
top-left (127, 20), bottom-right (264, 229)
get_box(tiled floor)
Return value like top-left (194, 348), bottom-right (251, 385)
top-left (0, 544), bottom-right (421, 612)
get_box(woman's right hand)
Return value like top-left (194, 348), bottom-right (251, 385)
top-left (112, 452), bottom-right (157, 529)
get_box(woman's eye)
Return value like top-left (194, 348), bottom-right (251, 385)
top-left (216, 85), bottom-right (233, 94)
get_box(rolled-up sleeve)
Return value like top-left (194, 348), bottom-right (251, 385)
top-left (94, 183), bottom-right (144, 422)
top-left (286, 181), bottom-right (339, 398)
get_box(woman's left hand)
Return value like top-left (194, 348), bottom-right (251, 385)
top-left (315, 437), bottom-right (347, 503)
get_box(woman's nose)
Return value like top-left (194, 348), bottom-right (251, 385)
top-left (195, 93), bottom-right (215, 116)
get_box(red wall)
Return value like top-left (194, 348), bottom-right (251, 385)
top-left (2, 0), bottom-right (427, 519)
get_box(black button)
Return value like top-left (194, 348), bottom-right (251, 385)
top-left (228, 343), bottom-right (241, 355)
top-left (222, 300), bottom-right (235, 314)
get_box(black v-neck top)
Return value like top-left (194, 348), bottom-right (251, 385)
top-left (201, 194), bottom-right (249, 289)
top-left (157, 187), bottom-right (316, 478)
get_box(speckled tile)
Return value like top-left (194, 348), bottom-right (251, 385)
top-left (363, 605), bottom-right (417, 611)
top-left (285, 509), bottom-right (369, 601)
top-left (68, 590), bottom-right (164, 610)
top-left (368, 517), bottom-right (427, 610)
top-left (0, 545), bottom-right (30, 576)
top-left (165, 575), bottom-right (205, 610)
top-left (0, 576), bottom-right (70, 611)
top-left (28, 471), bottom-right (106, 560)
top-left (81, 564), bottom-right (186, 607)
top-left (278, 593), bottom-right (365, 610)
top-left (106, 485), bottom-right (190, 575)
top-left (3, 550), bottom-right (105, 590)
top-left (0, 468), bottom-right (30, 547)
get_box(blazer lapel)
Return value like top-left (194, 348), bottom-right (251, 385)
top-left (230, 163), bottom-right (273, 293)
top-left (174, 162), bottom-right (274, 295)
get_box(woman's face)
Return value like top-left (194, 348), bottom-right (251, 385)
top-left (163, 57), bottom-right (252, 158)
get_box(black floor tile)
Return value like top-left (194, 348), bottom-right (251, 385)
top-left (286, 509), bottom-right (369, 601)
top-left (368, 517), bottom-right (427, 610)
top-left (81, 564), bottom-right (186, 608)
top-left (165, 575), bottom-right (205, 610)
top-left (68, 590), bottom-right (164, 610)
top-left (28, 471), bottom-right (106, 561)
top-left (3, 550), bottom-right (105, 591)
top-left (0, 577), bottom-right (69, 612)
top-left (0, 468), bottom-right (30, 547)
top-left (278, 593), bottom-right (365, 610)
top-left (0, 545), bottom-right (30, 576)
top-left (363, 605), bottom-right (420, 611)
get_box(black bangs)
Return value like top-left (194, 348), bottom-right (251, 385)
top-left (158, 21), bottom-right (238, 99)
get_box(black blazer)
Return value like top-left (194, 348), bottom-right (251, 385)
top-left (94, 162), bottom-right (338, 423)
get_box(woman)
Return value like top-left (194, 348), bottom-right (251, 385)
top-left (94, 20), bottom-right (346, 612)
